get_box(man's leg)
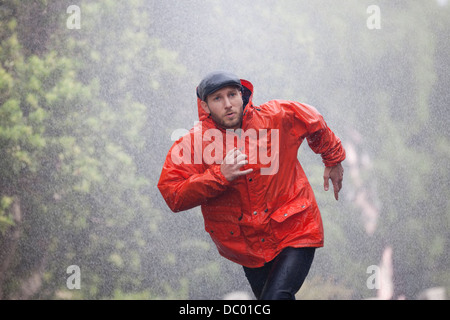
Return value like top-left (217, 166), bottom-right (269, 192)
top-left (243, 247), bottom-right (315, 300)
top-left (243, 260), bottom-right (273, 299)
top-left (260, 247), bottom-right (315, 300)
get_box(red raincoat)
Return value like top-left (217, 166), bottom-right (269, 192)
top-left (157, 79), bottom-right (346, 268)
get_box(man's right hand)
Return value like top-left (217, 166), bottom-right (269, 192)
top-left (323, 162), bottom-right (344, 201)
top-left (221, 148), bottom-right (253, 182)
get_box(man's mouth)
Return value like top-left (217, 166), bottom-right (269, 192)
top-left (226, 112), bottom-right (235, 119)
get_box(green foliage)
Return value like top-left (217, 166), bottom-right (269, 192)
top-left (0, 0), bottom-right (182, 299)
top-left (0, 196), bottom-right (15, 234)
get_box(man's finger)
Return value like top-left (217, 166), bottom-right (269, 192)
top-left (224, 148), bottom-right (237, 164)
top-left (227, 147), bottom-right (237, 155)
top-left (236, 168), bottom-right (253, 176)
top-left (332, 175), bottom-right (344, 200)
top-left (333, 181), bottom-right (340, 200)
top-left (236, 153), bottom-right (247, 163)
top-left (323, 166), bottom-right (332, 192)
top-left (323, 175), bottom-right (330, 191)
top-left (236, 160), bottom-right (249, 167)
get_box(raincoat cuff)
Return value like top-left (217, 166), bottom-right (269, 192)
top-left (211, 164), bottom-right (231, 186)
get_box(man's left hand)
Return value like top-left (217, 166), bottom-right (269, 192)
top-left (323, 163), bottom-right (344, 201)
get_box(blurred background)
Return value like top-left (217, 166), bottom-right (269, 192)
top-left (0, 0), bottom-right (448, 300)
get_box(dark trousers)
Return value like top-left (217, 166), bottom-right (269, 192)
top-left (243, 247), bottom-right (315, 300)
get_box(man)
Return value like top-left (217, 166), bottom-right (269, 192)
top-left (158, 71), bottom-right (345, 300)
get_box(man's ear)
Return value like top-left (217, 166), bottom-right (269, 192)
top-left (200, 100), bottom-right (210, 114)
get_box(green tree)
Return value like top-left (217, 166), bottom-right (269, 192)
top-left (0, 0), bottom-right (186, 299)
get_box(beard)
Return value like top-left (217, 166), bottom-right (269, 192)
top-left (209, 105), bottom-right (243, 130)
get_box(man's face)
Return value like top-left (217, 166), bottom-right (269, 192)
top-left (200, 86), bottom-right (244, 130)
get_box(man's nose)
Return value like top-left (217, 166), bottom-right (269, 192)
top-left (224, 96), bottom-right (232, 108)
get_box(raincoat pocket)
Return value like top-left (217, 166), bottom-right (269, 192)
top-left (269, 198), bottom-right (311, 242)
top-left (270, 198), bottom-right (311, 223)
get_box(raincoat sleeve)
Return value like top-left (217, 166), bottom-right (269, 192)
top-left (288, 101), bottom-right (346, 167)
top-left (157, 136), bottom-right (230, 212)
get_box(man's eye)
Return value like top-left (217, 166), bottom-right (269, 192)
top-left (214, 96), bottom-right (221, 101)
